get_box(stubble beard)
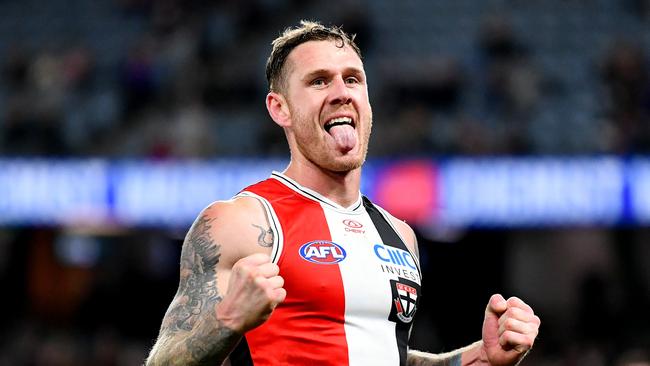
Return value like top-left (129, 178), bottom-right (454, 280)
top-left (289, 108), bottom-right (372, 174)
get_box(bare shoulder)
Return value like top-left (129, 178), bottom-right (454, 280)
top-left (381, 210), bottom-right (419, 258)
top-left (193, 196), bottom-right (273, 268)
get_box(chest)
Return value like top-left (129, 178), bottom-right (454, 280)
top-left (275, 204), bottom-right (421, 322)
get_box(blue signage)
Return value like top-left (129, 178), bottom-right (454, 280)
top-left (0, 157), bottom-right (648, 227)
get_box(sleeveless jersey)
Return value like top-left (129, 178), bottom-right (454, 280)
top-left (229, 172), bottom-right (422, 366)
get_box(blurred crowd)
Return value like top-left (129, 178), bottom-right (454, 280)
top-left (1, 0), bottom-right (650, 365)
top-left (2, 0), bottom-right (650, 159)
top-left (0, 0), bottom-right (374, 158)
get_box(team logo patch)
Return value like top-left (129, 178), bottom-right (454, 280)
top-left (299, 240), bottom-right (347, 264)
top-left (389, 278), bottom-right (419, 324)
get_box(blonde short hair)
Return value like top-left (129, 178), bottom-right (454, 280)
top-left (265, 20), bottom-right (361, 93)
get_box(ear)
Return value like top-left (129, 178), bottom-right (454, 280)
top-left (266, 92), bottom-right (291, 127)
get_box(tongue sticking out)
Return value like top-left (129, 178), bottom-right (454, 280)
top-left (328, 124), bottom-right (357, 152)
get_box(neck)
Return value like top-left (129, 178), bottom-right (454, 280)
top-left (282, 159), bottom-right (362, 208)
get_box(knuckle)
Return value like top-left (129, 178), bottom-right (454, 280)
top-left (511, 307), bottom-right (525, 320)
top-left (254, 275), bottom-right (266, 287)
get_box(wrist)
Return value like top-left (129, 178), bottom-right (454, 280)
top-left (478, 342), bottom-right (491, 366)
top-left (461, 341), bottom-right (490, 366)
top-left (215, 299), bottom-right (245, 334)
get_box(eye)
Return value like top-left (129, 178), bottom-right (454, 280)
top-left (345, 77), bottom-right (360, 84)
top-left (311, 78), bottom-right (326, 86)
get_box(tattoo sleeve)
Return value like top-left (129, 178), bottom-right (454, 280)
top-left (252, 223), bottom-right (274, 248)
top-left (146, 215), bottom-right (240, 366)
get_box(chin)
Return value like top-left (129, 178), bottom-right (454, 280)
top-left (323, 154), bottom-right (366, 173)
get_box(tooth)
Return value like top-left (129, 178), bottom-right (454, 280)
top-left (328, 117), bottom-right (352, 124)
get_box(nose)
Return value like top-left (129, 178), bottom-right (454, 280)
top-left (329, 77), bottom-right (352, 105)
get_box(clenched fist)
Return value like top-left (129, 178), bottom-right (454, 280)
top-left (216, 253), bottom-right (286, 334)
top-left (482, 294), bottom-right (541, 366)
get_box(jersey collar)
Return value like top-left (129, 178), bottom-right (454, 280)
top-left (271, 171), bottom-right (363, 212)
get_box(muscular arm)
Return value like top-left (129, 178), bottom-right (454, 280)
top-left (146, 197), bottom-right (284, 366)
top-left (146, 213), bottom-right (240, 366)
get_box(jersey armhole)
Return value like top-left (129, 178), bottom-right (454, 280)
top-left (235, 191), bottom-right (284, 264)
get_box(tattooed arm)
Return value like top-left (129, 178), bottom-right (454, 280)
top-left (146, 199), bottom-right (286, 366)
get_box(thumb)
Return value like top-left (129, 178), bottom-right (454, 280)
top-left (486, 294), bottom-right (507, 317)
top-left (483, 294), bottom-right (507, 349)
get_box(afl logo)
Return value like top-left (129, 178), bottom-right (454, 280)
top-left (299, 240), bottom-right (347, 264)
top-left (343, 219), bottom-right (363, 228)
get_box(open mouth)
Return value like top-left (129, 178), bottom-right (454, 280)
top-left (324, 116), bottom-right (355, 133)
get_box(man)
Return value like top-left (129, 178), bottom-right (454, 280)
top-left (146, 21), bottom-right (540, 366)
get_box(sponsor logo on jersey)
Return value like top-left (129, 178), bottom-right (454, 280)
top-left (343, 219), bottom-right (363, 228)
top-left (299, 240), bottom-right (347, 264)
top-left (389, 278), bottom-right (419, 324)
top-left (342, 219), bottom-right (365, 234)
top-left (374, 243), bottom-right (420, 281)
top-left (373, 243), bottom-right (417, 270)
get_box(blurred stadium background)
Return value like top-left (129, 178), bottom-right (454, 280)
top-left (1, 0), bottom-right (650, 364)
